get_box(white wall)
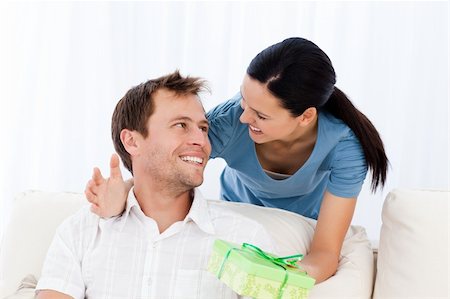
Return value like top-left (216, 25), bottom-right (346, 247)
top-left (0, 1), bottom-right (448, 243)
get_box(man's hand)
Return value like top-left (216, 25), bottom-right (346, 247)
top-left (85, 154), bottom-right (129, 218)
top-left (36, 290), bottom-right (74, 299)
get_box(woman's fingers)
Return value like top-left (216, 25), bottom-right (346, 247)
top-left (110, 154), bottom-right (123, 180)
top-left (90, 203), bottom-right (102, 217)
top-left (85, 182), bottom-right (97, 204)
top-left (92, 167), bottom-right (105, 185)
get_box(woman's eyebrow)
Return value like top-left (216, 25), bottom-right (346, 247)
top-left (240, 88), bottom-right (271, 118)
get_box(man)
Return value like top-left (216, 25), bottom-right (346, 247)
top-left (36, 71), bottom-right (275, 299)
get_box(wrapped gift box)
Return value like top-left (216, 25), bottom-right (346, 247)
top-left (207, 239), bottom-right (315, 299)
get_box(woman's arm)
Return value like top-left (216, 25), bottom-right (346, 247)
top-left (298, 191), bottom-right (356, 283)
top-left (85, 154), bottom-right (132, 218)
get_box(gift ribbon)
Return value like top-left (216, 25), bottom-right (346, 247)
top-left (216, 243), bottom-right (305, 299)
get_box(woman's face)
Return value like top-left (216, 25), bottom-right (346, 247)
top-left (239, 75), bottom-right (302, 144)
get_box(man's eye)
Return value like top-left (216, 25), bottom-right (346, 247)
top-left (175, 123), bottom-right (186, 128)
top-left (200, 126), bottom-right (209, 132)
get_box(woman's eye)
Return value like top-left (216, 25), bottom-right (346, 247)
top-left (257, 114), bottom-right (266, 120)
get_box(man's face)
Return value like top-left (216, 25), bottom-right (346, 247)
top-left (134, 88), bottom-right (211, 192)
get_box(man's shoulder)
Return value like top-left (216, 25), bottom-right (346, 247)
top-left (206, 200), bottom-right (278, 252)
top-left (56, 205), bottom-right (101, 234)
top-left (206, 199), bottom-right (317, 255)
top-left (208, 199), bottom-right (255, 216)
top-left (206, 200), bottom-right (269, 232)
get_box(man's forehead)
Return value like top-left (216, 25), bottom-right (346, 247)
top-left (151, 89), bottom-right (206, 121)
top-left (154, 88), bottom-right (202, 104)
top-left (153, 88), bottom-right (178, 99)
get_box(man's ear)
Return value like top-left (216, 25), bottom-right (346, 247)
top-left (120, 129), bottom-right (140, 156)
top-left (296, 107), bottom-right (317, 127)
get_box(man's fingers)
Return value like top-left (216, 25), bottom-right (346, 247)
top-left (92, 167), bottom-right (105, 185)
top-left (110, 154), bottom-right (123, 179)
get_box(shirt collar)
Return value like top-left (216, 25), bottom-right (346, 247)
top-left (116, 188), bottom-right (215, 235)
top-left (115, 188), bottom-right (139, 231)
top-left (183, 189), bottom-right (215, 235)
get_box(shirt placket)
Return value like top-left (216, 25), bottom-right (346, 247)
top-left (140, 222), bottom-right (159, 299)
top-left (141, 241), bottom-right (153, 298)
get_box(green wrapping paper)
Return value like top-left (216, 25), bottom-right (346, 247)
top-left (207, 239), bottom-right (315, 299)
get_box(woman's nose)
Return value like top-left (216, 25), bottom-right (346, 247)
top-left (239, 107), bottom-right (252, 124)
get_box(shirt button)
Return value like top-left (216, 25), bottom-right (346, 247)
top-left (152, 242), bottom-right (158, 249)
top-left (148, 277), bottom-right (152, 285)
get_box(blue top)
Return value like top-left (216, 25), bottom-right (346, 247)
top-left (206, 93), bottom-right (368, 220)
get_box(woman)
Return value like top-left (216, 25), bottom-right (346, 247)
top-left (86, 37), bottom-right (388, 283)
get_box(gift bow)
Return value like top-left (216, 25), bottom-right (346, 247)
top-left (241, 243), bottom-right (304, 269)
top-left (216, 242), bottom-right (305, 299)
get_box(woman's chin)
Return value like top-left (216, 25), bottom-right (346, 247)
top-left (248, 131), bottom-right (267, 144)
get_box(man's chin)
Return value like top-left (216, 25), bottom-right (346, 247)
top-left (178, 175), bottom-right (204, 190)
top-left (188, 178), bottom-right (203, 188)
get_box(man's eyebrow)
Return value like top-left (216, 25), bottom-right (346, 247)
top-left (239, 87), bottom-right (271, 118)
top-left (170, 116), bottom-right (192, 122)
top-left (199, 119), bottom-right (209, 126)
top-left (170, 116), bottom-right (209, 125)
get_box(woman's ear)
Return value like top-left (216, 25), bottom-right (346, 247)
top-left (120, 129), bottom-right (140, 156)
top-left (297, 107), bottom-right (317, 126)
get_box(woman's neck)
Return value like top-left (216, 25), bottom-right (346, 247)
top-left (270, 114), bottom-right (318, 150)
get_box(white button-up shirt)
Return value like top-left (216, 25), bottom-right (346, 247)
top-left (36, 189), bottom-right (276, 299)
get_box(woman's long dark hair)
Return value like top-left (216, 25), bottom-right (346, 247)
top-left (247, 37), bottom-right (388, 192)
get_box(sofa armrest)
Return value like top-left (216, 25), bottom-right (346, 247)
top-left (373, 189), bottom-right (449, 298)
top-left (0, 191), bottom-right (86, 298)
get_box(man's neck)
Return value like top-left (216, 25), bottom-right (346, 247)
top-left (133, 180), bottom-right (194, 233)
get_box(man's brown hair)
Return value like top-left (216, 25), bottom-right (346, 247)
top-left (111, 70), bottom-right (208, 174)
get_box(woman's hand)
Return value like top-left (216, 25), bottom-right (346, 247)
top-left (85, 154), bottom-right (131, 218)
top-left (297, 191), bottom-right (356, 283)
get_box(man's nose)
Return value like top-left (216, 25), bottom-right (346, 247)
top-left (189, 127), bottom-right (208, 146)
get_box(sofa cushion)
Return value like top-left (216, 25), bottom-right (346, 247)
top-left (1, 190), bottom-right (374, 298)
top-left (212, 201), bottom-right (374, 298)
top-left (373, 189), bottom-right (449, 298)
top-left (4, 275), bottom-right (37, 299)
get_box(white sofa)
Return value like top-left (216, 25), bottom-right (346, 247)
top-left (0, 189), bottom-right (448, 298)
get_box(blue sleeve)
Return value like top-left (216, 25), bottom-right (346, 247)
top-left (206, 92), bottom-right (243, 158)
top-left (327, 132), bottom-right (368, 198)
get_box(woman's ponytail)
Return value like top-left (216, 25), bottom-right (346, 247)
top-left (323, 87), bottom-right (388, 192)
